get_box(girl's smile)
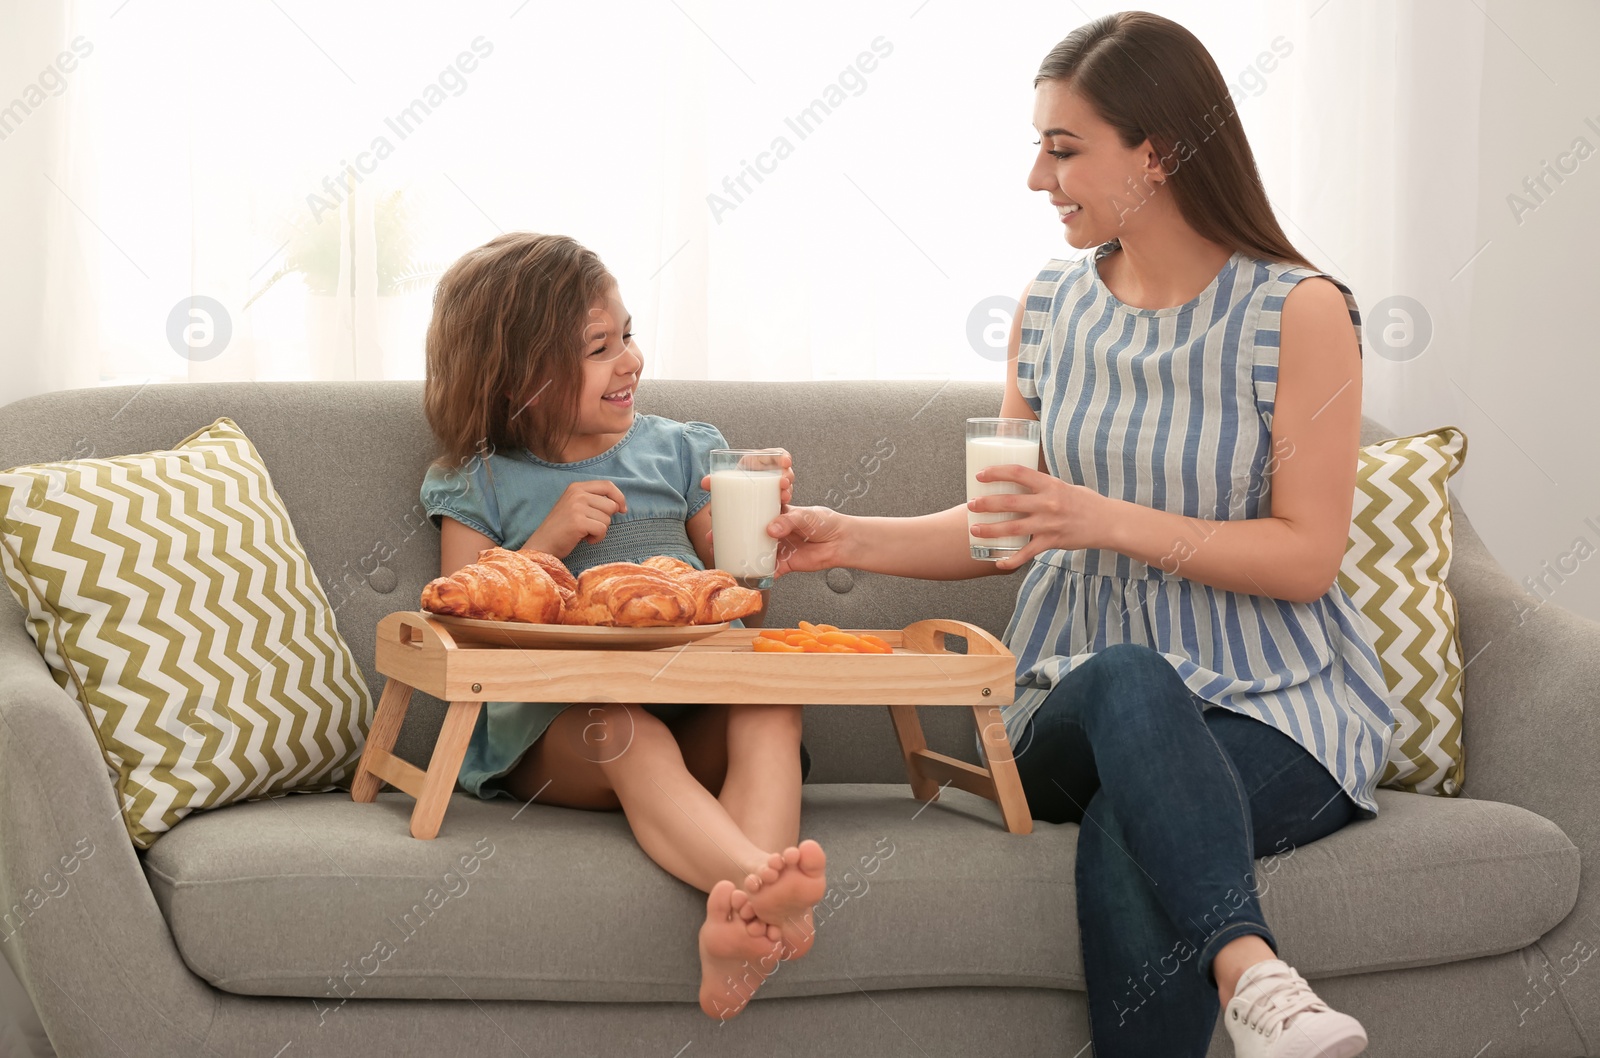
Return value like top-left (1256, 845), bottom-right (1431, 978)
top-left (560, 283), bottom-right (643, 461)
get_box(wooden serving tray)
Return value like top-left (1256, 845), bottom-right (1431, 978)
top-left (352, 611), bottom-right (1031, 838)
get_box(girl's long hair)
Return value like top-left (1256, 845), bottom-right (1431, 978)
top-left (1037, 11), bottom-right (1315, 270)
top-left (424, 233), bottom-right (613, 467)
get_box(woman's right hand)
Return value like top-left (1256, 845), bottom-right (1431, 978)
top-left (768, 505), bottom-right (853, 577)
top-left (522, 480), bottom-right (627, 559)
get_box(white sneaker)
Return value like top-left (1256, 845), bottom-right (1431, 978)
top-left (1223, 959), bottom-right (1368, 1058)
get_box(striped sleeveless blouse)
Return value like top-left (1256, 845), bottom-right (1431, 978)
top-left (989, 241), bottom-right (1397, 818)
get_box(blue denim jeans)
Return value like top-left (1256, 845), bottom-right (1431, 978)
top-left (1011, 643), bottom-right (1357, 1057)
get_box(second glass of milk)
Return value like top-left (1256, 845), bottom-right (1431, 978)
top-left (966, 417), bottom-right (1042, 561)
top-left (708, 449), bottom-right (784, 588)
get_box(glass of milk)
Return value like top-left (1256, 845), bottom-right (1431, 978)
top-left (966, 418), bottom-right (1042, 561)
top-left (709, 449), bottom-right (784, 589)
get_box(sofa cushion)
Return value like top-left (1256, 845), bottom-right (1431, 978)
top-left (0, 416), bottom-right (373, 849)
top-left (1340, 426), bottom-right (1470, 796)
top-left (141, 783), bottom-right (1577, 1004)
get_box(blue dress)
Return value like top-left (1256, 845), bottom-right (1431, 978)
top-left (420, 414), bottom-right (728, 800)
top-left (980, 242), bottom-right (1397, 818)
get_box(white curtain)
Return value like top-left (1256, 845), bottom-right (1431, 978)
top-left (0, 0), bottom-right (100, 408)
top-left (1257, 0), bottom-right (1487, 442)
top-left (4, 0), bottom-right (1285, 402)
top-left (1256, 0), bottom-right (1600, 624)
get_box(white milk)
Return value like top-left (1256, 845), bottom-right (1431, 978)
top-left (709, 469), bottom-right (782, 579)
top-left (966, 435), bottom-right (1040, 552)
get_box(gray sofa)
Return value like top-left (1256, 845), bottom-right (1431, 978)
top-left (0, 379), bottom-right (1595, 1058)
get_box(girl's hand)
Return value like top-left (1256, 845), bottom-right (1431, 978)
top-left (968, 465), bottom-right (1115, 571)
top-left (766, 505), bottom-right (850, 577)
top-left (700, 448), bottom-right (795, 508)
top-left (522, 480), bottom-right (628, 559)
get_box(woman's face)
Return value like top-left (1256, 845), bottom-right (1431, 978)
top-left (1028, 79), bottom-right (1167, 248)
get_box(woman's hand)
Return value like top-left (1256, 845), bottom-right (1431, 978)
top-left (522, 480), bottom-right (628, 559)
top-left (766, 505), bottom-right (852, 577)
top-left (968, 464), bottom-right (1116, 571)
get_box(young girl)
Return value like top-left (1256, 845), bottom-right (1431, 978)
top-left (418, 232), bottom-right (826, 1019)
top-left (768, 13), bottom-right (1386, 1058)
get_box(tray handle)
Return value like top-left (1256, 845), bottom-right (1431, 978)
top-left (901, 619), bottom-right (1008, 658)
top-left (377, 611), bottom-right (460, 653)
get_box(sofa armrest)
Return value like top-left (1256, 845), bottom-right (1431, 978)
top-left (0, 596), bottom-right (218, 1055)
top-left (1449, 504), bottom-right (1600, 1036)
top-left (1452, 510), bottom-right (1600, 835)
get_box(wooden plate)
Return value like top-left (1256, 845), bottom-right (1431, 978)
top-left (419, 613), bottom-right (732, 650)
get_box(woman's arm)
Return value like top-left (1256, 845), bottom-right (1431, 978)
top-left (972, 276), bottom-right (1361, 604)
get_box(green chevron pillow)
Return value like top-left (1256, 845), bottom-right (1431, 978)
top-left (0, 417), bottom-right (372, 848)
top-left (1338, 426), bottom-right (1468, 796)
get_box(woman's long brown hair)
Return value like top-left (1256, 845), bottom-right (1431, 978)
top-left (1037, 12), bottom-right (1316, 270)
top-left (424, 233), bottom-right (613, 468)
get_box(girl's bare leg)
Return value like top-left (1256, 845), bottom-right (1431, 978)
top-left (718, 703), bottom-right (803, 849)
top-left (667, 703), bottom-right (827, 958)
top-left (502, 702), bottom-right (786, 1019)
top-left (663, 703), bottom-right (802, 849)
top-left (506, 701), bottom-right (774, 891)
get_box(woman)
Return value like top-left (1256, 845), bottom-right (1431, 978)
top-left (768, 12), bottom-right (1391, 1058)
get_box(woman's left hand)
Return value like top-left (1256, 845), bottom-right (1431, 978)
top-left (700, 449), bottom-right (796, 509)
top-left (968, 464), bottom-right (1116, 571)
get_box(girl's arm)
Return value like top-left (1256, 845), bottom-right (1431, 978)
top-left (440, 516), bottom-right (498, 577)
top-left (972, 276), bottom-right (1362, 604)
top-left (687, 505), bottom-right (715, 569)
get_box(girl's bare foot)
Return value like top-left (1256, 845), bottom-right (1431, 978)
top-left (739, 839), bottom-right (827, 960)
top-left (698, 881), bottom-right (785, 1020)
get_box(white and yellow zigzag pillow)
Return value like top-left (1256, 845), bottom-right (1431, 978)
top-left (0, 417), bottom-right (372, 848)
top-left (1338, 426), bottom-right (1468, 796)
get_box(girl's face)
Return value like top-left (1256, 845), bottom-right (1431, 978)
top-left (562, 283), bottom-right (643, 460)
top-left (1027, 79), bottom-right (1168, 248)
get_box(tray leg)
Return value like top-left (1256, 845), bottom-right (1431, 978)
top-left (887, 705), bottom-right (941, 802)
top-left (409, 700), bottom-right (483, 840)
top-left (973, 704), bottom-right (1033, 836)
top-left (351, 677), bottom-right (414, 803)
top-left (885, 703), bottom-right (1034, 836)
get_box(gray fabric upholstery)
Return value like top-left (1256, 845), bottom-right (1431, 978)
top-left (1, 379), bottom-right (1597, 1057)
top-left (144, 786), bottom-right (1576, 1002)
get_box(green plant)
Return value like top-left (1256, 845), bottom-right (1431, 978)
top-left (245, 184), bottom-right (442, 310)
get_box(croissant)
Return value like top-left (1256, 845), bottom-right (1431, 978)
top-left (641, 556), bottom-right (763, 624)
top-left (560, 563), bottom-right (698, 628)
top-left (521, 548), bottom-right (578, 609)
top-left (421, 547), bottom-right (564, 624)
